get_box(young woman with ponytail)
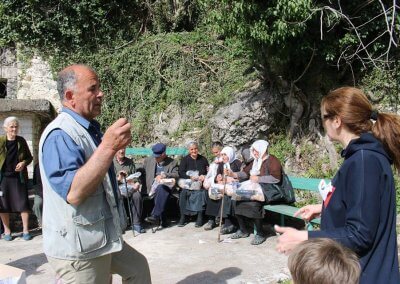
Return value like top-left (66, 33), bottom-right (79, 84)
top-left (275, 87), bottom-right (400, 284)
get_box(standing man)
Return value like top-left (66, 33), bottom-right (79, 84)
top-left (114, 148), bottom-right (145, 235)
top-left (39, 64), bottom-right (151, 284)
top-left (142, 143), bottom-right (179, 226)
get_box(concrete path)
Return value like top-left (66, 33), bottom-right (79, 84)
top-left (1, 222), bottom-right (290, 284)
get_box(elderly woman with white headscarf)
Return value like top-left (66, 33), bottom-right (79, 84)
top-left (204, 146), bottom-right (241, 233)
top-left (226, 139), bottom-right (282, 245)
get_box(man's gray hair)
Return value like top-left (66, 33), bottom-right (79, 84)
top-left (3, 116), bottom-right (19, 127)
top-left (57, 69), bottom-right (77, 101)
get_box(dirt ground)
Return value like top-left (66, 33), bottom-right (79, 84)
top-left (1, 219), bottom-right (291, 284)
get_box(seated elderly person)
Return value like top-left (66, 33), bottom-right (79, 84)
top-left (204, 146), bottom-right (241, 233)
top-left (178, 141), bottom-right (209, 227)
top-left (226, 140), bottom-right (282, 245)
top-left (143, 143), bottom-right (179, 227)
top-left (114, 147), bottom-right (144, 234)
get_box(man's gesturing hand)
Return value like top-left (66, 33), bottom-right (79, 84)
top-left (102, 118), bottom-right (131, 152)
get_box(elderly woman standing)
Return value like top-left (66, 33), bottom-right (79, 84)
top-left (178, 141), bottom-right (209, 227)
top-left (0, 117), bottom-right (33, 241)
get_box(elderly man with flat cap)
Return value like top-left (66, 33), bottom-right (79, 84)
top-left (142, 143), bottom-right (179, 226)
top-left (39, 64), bottom-right (151, 284)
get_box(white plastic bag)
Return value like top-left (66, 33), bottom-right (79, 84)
top-left (232, 180), bottom-right (264, 202)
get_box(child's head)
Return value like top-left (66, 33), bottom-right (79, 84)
top-left (288, 238), bottom-right (360, 284)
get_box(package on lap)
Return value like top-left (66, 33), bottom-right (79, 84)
top-left (178, 170), bottom-right (202, 190)
top-left (208, 181), bottom-right (237, 200)
top-left (231, 169), bottom-right (265, 202)
top-left (149, 171), bottom-right (176, 197)
top-left (203, 157), bottom-right (223, 190)
top-left (119, 172), bottom-right (142, 197)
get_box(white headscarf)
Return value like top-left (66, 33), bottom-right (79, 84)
top-left (250, 140), bottom-right (269, 174)
top-left (221, 146), bottom-right (235, 164)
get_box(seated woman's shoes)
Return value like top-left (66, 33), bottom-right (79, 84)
top-left (251, 234), bottom-right (266, 245)
top-left (230, 230), bottom-right (250, 239)
top-left (22, 233), bottom-right (32, 241)
top-left (220, 225), bottom-right (237, 235)
top-left (177, 216), bottom-right (187, 227)
top-left (3, 234), bottom-right (12, 241)
top-left (204, 220), bottom-right (216, 231)
top-left (195, 214), bottom-right (203, 228)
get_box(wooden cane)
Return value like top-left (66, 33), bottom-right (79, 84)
top-left (217, 170), bottom-right (228, 242)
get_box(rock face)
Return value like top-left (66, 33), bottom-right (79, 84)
top-left (209, 89), bottom-right (280, 147)
top-left (17, 56), bottom-right (61, 112)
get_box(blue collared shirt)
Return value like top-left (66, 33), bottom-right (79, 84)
top-left (42, 108), bottom-right (119, 203)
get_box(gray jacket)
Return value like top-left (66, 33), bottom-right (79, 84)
top-left (39, 112), bottom-right (127, 260)
top-left (142, 156), bottom-right (179, 194)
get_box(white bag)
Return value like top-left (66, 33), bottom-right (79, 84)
top-left (232, 180), bottom-right (265, 202)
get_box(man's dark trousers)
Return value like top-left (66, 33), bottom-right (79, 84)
top-left (152, 184), bottom-right (171, 218)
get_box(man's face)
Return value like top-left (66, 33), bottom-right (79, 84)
top-left (116, 149), bottom-right (125, 160)
top-left (155, 153), bottom-right (166, 163)
top-left (211, 146), bottom-right (221, 158)
top-left (69, 66), bottom-right (104, 120)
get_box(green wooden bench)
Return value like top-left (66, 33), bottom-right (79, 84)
top-left (126, 147), bottom-right (188, 156)
top-left (264, 176), bottom-right (330, 231)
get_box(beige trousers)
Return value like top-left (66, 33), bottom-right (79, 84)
top-left (47, 242), bottom-right (151, 284)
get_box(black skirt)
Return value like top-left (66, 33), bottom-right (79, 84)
top-left (205, 195), bottom-right (233, 218)
top-left (234, 200), bottom-right (264, 219)
top-left (0, 176), bottom-right (30, 213)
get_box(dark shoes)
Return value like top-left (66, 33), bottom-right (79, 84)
top-left (177, 216), bottom-right (187, 227)
top-left (230, 230), bottom-right (250, 239)
top-left (204, 220), bottom-right (217, 231)
top-left (220, 225), bottom-right (237, 235)
top-left (145, 216), bottom-right (160, 225)
top-left (251, 234), bottom-right (267, 245)
top-left (195, 213), bottom-right (203, 228)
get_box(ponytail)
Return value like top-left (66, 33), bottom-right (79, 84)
top-left (372, 112), bottom-right (400, 172)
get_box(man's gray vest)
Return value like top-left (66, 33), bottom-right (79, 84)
top-left (39, 112), bottom-right (127, 260)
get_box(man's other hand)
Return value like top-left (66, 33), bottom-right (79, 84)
top-left (102, 118), bottom-right (131, 152)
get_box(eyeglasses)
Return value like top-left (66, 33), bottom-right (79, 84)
top-left (322, 114), bottom-right (334, 120)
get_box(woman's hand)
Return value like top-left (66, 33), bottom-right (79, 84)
top-left (250, 175), bottom-right (259, 182)
top-left (224, 168), bottom-right (232, 177)
top-left (294, 204), bottom-right (322, 221)
top-left (198, 175), bottom-right (205, 182)
top-left (15, 161), bottom-right (26, 172)
top-left (275, 225), bottom-right (308, 255)
top-left (226, 176), bottom-right (235, 183)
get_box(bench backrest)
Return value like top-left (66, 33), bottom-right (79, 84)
top-left (287, 176), bottom-right (331, 192)
top-left (126, 147), bottom-right (188, 156)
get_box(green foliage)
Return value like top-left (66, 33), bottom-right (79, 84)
top-left (268, 133), bottom-right (296, 163)
top-left (200, 0), bottom-right (399, 93)
top-left (361, 65), bottom-right (400, 110)
top-left (0, 0), bottom-right (144, 50)
top-left (48, 32), bottom-right (254, 144)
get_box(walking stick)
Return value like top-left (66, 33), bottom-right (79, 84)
top-left (217, 166), bottom-right (228, 242)
top-left (123, 175), bottom-right (134, 232)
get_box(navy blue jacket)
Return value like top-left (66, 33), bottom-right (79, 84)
top-left (309, 133), bottom-right (400, 284)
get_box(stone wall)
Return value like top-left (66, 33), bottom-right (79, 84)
top-left (17, 56), bottom-right (61, 111)
top-left (0, 47), bottom-right (18, 99)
